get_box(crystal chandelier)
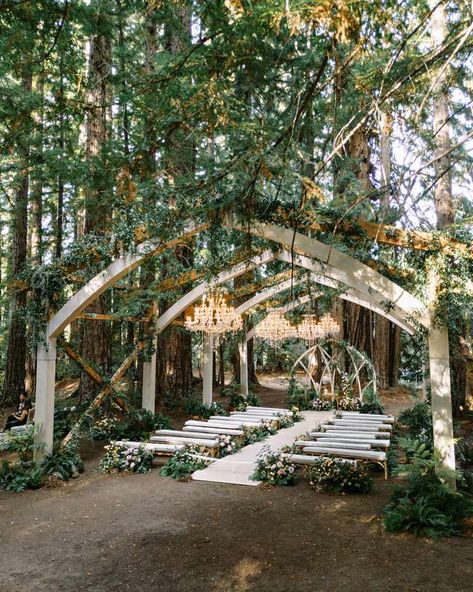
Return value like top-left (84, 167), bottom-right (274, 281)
top-left (184, 290), bottom-right (243, 335)
top-left (255, 311), bottom-right (296, 342)
top-left (297, 312), bottom-right (340, 342)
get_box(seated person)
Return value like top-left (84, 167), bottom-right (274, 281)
top-left (4, 389), bottom-right (32, 431)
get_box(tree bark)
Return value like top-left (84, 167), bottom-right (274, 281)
top-left (79, 9), bottom-right (112, 400)
top-left (1, 71), bottom-right (32, 407)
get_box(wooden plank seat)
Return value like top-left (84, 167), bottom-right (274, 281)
top-left (322, 425), bottom-right (391, 438)
top-left (302, 446), bottom-right (388, 479)
top-left (233, 409), bottom-right (288, 416)
top-left (325, 422), bottom-right (389, 432)
top-left (288, 453), bottom-right (356, 467)
top-left (317, 430), bottom-right (390, 439)
top-left (332, 420), bottom-right (392, 430)
top-left (150, 435), bottom-right (218, 448)
top-left (209, 416), bottom-right (262, 425)
top-left (154, 430), bottom-right (218, 440)
top-left (183, 426), bottom-right (244, 437)
top-left (232, 413), bottom-right (281, 420)
top-left (247, 406), bottom-right (289, 413)
top-left (186, 420), bottom-right (242, 430)
top-left (294, 440), bottom-right (371, 451)
top-left (112, 440), bottom-right (184, 455)
top-left (310, 434), bottom-right (390, 448)
top-left (340, 412), bottom-right (394, 424)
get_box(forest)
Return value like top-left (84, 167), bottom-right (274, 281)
top-left (1, 2), bottom-right (473, 589)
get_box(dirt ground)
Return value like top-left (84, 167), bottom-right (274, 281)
top-left (1, 382), bottom-right (473, 592)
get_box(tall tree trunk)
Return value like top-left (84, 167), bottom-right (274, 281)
top-left (79, 10), bottom-right (112, 400)
top-left (156, 2), bottom-right (194, 404)
top-left (1, 71), bottom-right (32, 407)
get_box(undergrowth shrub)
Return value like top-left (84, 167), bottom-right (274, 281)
top-left (41, 443), bottom-right (84, 481)
top-left (383, 439), bottom-right (473, 537)
top-left (309, 458), bottom-right (373, 494)
top-left (0, 460), bottom-right (44, 492)
top-left (183, 397), bottom-right (226, 419)
top-left (397, 402), bottom-right (433, 448)
top-left (0, 428), bottom-right (35, 461)
top-left (92, 408), bottom-right (172, 441)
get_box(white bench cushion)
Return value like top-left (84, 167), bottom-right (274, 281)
top-left (294, 440), bottom-right (371, 450)
top-left (183, 426), bottom-right (244, 436)
top-left (150, 436), bottom-right (218, 447)
top-left (302, 447), bottom-right (386, 461)
top-left (154, 430), bottom-right (217, 440)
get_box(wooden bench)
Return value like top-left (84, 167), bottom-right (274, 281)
top-left (302, 446), bottom-right (388, 478)
top-left (112, 440), bottom-right (184, 455)
top-left (209, 416), bottom-right (262, 425)
top-left (154, 430), bottom-right (218, 440)
top-left (310, 434), bottom-right (390, 448)
top-left (340, 412), bottom-right (394, 424)
top-left (150, 435), bottom-right (219, 449)
top-left (247, 405), bottom-right (289, 413)
top-left (186, 420), bottom-right (242, 430)
top-left (288, 453), bottom-right (356, 467)
top-left (183, 426), bottom-right (244, 437)
top-left (322, 426), bottom-right (391, 438)
top-left (331, 419), bottom-right (393, 432)
top-left (294, 440), bottom-right (371, 451)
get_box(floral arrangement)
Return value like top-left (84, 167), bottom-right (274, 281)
top-left (259, 419), bottom-right (277, 436)
top-left (160, 446), bottom-right (211, 480)
top-left (276, 413), bottom-right (294, 429)
top-left (243, 425), bottom-right (267, 445)
top-left (309, 457), bottom-right (373, 493)
top-left (290, 406), bottom-right (303, 422)
top-left (217, 434), bottom-right (239, 457)
top-left (100, 444), bottom-right (153, 474)
top-left (252, 446), bottom-right (296, 485)
top-left (311, 398), bottom-right (334, 411)
top-left (337, 396), bottom-right (361, 411)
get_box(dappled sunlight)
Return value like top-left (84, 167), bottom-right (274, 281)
top-left (213, 558), bottom-right (266, 592)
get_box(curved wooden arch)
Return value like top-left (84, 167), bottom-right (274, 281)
top-left (34, 218), bottom-right (454, 481)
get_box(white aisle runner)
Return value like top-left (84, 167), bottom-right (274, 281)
top-left (192, 410), bottom-right (333, 486)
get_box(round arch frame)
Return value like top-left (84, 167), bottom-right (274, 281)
top-left (33, 217), bottom-right (455, 477)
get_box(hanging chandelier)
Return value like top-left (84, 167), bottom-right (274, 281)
top-left (255, 311), bottom-right (296, 342)
top-left (184, 290), bottom-right (243, 335)
top-left (297, 312), bottom-right (340, 342)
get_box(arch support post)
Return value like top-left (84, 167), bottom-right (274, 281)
top-left (202, 333), bottom-right (214, 406)
top-left (239, 340), bottom-right (249, 398)
top-left (428, 326), bottom-right (455, 486)
top-left (142, 336), bottom-right (157, 414)
top-left (33, 337), bottom-right (57, 461)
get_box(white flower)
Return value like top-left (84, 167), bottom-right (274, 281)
top-left (130, 462), bottom-right (135, 468)
top-left (289, 466), bottom-right (295, 474)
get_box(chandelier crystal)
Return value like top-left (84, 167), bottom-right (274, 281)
top-left (184, 290), bottom-right (242, 335)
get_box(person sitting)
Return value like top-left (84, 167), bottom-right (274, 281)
top-left (4, 389), bottom-right (32, 431)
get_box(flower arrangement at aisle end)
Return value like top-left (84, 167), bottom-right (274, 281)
top-left (252, 446), bottom-right (296, 486)
top-left (309, 457), bottom-right (373, 494)
top-left (290, 406), bottom-right (303, 422)
top-left (337, 397), bottom-right (361, 412)
top-left (217, 434), bottom-right (240, 457)
top-left (276, 412), bottom-right (294, 429)
top-left (311, 398), bottom-right (335, 411)
top-left (100, 444), bottom-right (153, 474)
top-left (259, 419), bottom-right (277, 436)
top-left (243, 425), bottom-right (268, 445)
top-left (160, 445), bottom-right (212, 481)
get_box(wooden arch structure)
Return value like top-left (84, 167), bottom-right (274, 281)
top-left (34, 217), bottom-right (454, 475)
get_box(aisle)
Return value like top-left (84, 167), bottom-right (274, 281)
top-left (192, 410), bottom-right (332, 486)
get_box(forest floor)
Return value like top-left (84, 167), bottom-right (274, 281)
top-left (1, 380), bottom-right (473, 592)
